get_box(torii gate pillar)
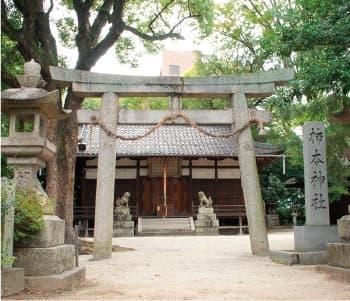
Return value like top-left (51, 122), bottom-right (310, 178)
top-left (232, 93), bottom-right (269, 255)
top-left (93, 92), bottom-right (118, 260)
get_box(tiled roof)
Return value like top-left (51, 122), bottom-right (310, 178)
top-left (77, 124), bottom-right (282, 158)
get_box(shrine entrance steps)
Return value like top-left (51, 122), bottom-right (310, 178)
top-left (137, 217), bottom-right (195, 236)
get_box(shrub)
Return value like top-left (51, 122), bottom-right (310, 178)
top-left (13, 189), bottom-right (44, 242)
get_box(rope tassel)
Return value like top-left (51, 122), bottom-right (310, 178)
top-left (162, 162), bottom-right (167, 218)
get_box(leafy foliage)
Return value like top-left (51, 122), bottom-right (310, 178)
top-left (186, 0), bottom-right (349, 215)
top-left (12, 189), bottom-right (44, 242)
top-left (1, 0), bottom-right (215, 241)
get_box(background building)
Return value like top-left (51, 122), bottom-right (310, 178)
top-left (160, 50), bottom-right (196, 76)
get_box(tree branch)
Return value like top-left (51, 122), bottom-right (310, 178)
top-left (124, 24), bottom-right (184, 41)
top-left (46, 0), bottom-right (54, 14)
top-left (73, 0), bottom-right (93, 50)
top-left (90, 0), bottom-right (114, 46)
top-left (245, 0), bottom-right (273, 31)
top-left (148, 0), bottom-right (175, 35)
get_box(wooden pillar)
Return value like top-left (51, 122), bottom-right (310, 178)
top-left (136, 159), bottom-right (141, 215)
top-left (93, 92), bottom-right (118, 260)
top-left (232, 93), bottom-right (269, 256)
top-left (239, 216), bottom-right (243, 235)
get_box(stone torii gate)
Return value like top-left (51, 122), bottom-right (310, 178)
top-left (50, 66), bottom-right (294, 260)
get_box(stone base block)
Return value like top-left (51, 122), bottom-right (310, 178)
top-left (266, 214), bottom-right (279, 227)
top-left (113, 220), bottom-right (135, 237)
top-left (294, 225), bottom-right (338, 251)
top-left (16, 215), bottom-right (65, 248)
top-left (196, 213), bottom-right (219, 224)
top-left (195, 213), bottom-right (219, 235)
top-left (1, 268), bottom-right (24, 297)
top-left (270, 250), bottom-right (328, 265)
top-left (14, 244), bottom-right (74, 276)
top-left (198, 207), bottom-right (214, 214)
top-left (25, 267), bottom-right (86, 291)
top-left (195, 226), bottom-right (219, 235)
top-left (337, 216), bottom-right (350, 242)
top-left (317, 265), bottom-right (350, 282)
top-left (327, 243), bottom-right (350, 268)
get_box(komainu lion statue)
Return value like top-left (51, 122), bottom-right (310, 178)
top-left (116, 192), bottom-right (130, 207)
top-left (198, 191), bottom-right (213, 208)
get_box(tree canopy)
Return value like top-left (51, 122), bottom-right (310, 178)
top-left (185, 0), bottom-right (349, 221)
top-left (1, 0), bottom-right (214, 241)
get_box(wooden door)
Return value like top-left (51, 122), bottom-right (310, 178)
top-left (140, 177), bottom-right (189, 216)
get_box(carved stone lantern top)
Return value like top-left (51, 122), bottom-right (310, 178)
top-left (1, 60), bottom-right (65, 161)
top-left (24, 59), bottom-right (41, 76)
top-left (1, 59), bottom-right (65, 119)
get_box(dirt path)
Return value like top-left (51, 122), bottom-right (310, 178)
top-left (9, 231), bottom-right (350, 300)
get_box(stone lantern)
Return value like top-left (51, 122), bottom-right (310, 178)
top-left (1, 60), bottom-right (85, 292)
top-left (291, 204), bottom-right (299, 226)
top-left (1, 60), bottom-right (61, 214)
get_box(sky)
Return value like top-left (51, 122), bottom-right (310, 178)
top-left (59, 29), bottom-right (212, 76)
top-left (91, 37), bottom-right (209, 76)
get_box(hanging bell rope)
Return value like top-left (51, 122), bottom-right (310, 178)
top-left (91, 112), bottom-right (265, 140)
top-left (162, 161), bottom-right (168, 218)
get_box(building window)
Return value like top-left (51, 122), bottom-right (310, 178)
top-left (169, 64), bottom-right (180, 75)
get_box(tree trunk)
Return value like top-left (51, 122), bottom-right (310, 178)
top-left (46, 91), bottom-right (81, 243)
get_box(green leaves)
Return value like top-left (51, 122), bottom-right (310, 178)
top-left (56, 17), bottom-right (77, 49)
top-left (11, 189), bottom-right (44, 242)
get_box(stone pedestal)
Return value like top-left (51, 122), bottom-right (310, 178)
top-left (1, 268), bottom-right (25, 297)
top-left (113, 206), bottom-right (134, 237)
top-left (195, 207), bottom-right (219, 235)
top-left (317, 213), bottom-right (350, 282)
top-left (294, 225), bottom-right (338, 251)
top-left (266, 214), bottom-right (279, 227)
top-left (338, 215), bottom-right (350, 242)
top-left (14, 216), bottom-right (85, 291)
top-left (16, 215), bottom-right (64, 248)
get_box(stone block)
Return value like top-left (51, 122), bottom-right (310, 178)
top-left (294, 225), bottom-right (338, 251)
top-left (16, 215), bottom-right (64, 248)
top-left (14, 245), bottom-right (74, 276)
top-left (270, 250), bottom-right (327, 265)
top-left (270, 250), bottom-right (299, 265)
top-left (337, 216), bottom-right (350, 242)
top-left (198, 207), bottom-right (214, 215)
top-left (113, 220), bottom-right (134, 237)
top-left (327, 243), bottom-right (350, 268)
top-left (1, 268), bottom-right (24, 297)
top-left (317, 265), bottom-right (350, 282)
top-left (25, 267), bottom-right (85, 291)
top-left (195, 226), bottom-right (219, 235)
top-left (298, 251), bottom-right (328, 265)
top-left (266, 214), bottom-right (279, 227)
top-left (196, 214), bottom-right (218, 222)
top-left (195, 218), bottom-right (219, 227)
top-left (195, 211), bottom-right (219, 235)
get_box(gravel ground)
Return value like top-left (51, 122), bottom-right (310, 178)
top-left (8, 230), bottom-right (350, 300)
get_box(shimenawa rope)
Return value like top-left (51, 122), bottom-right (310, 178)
top-left (91, 112), bottom-right (263, 140)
